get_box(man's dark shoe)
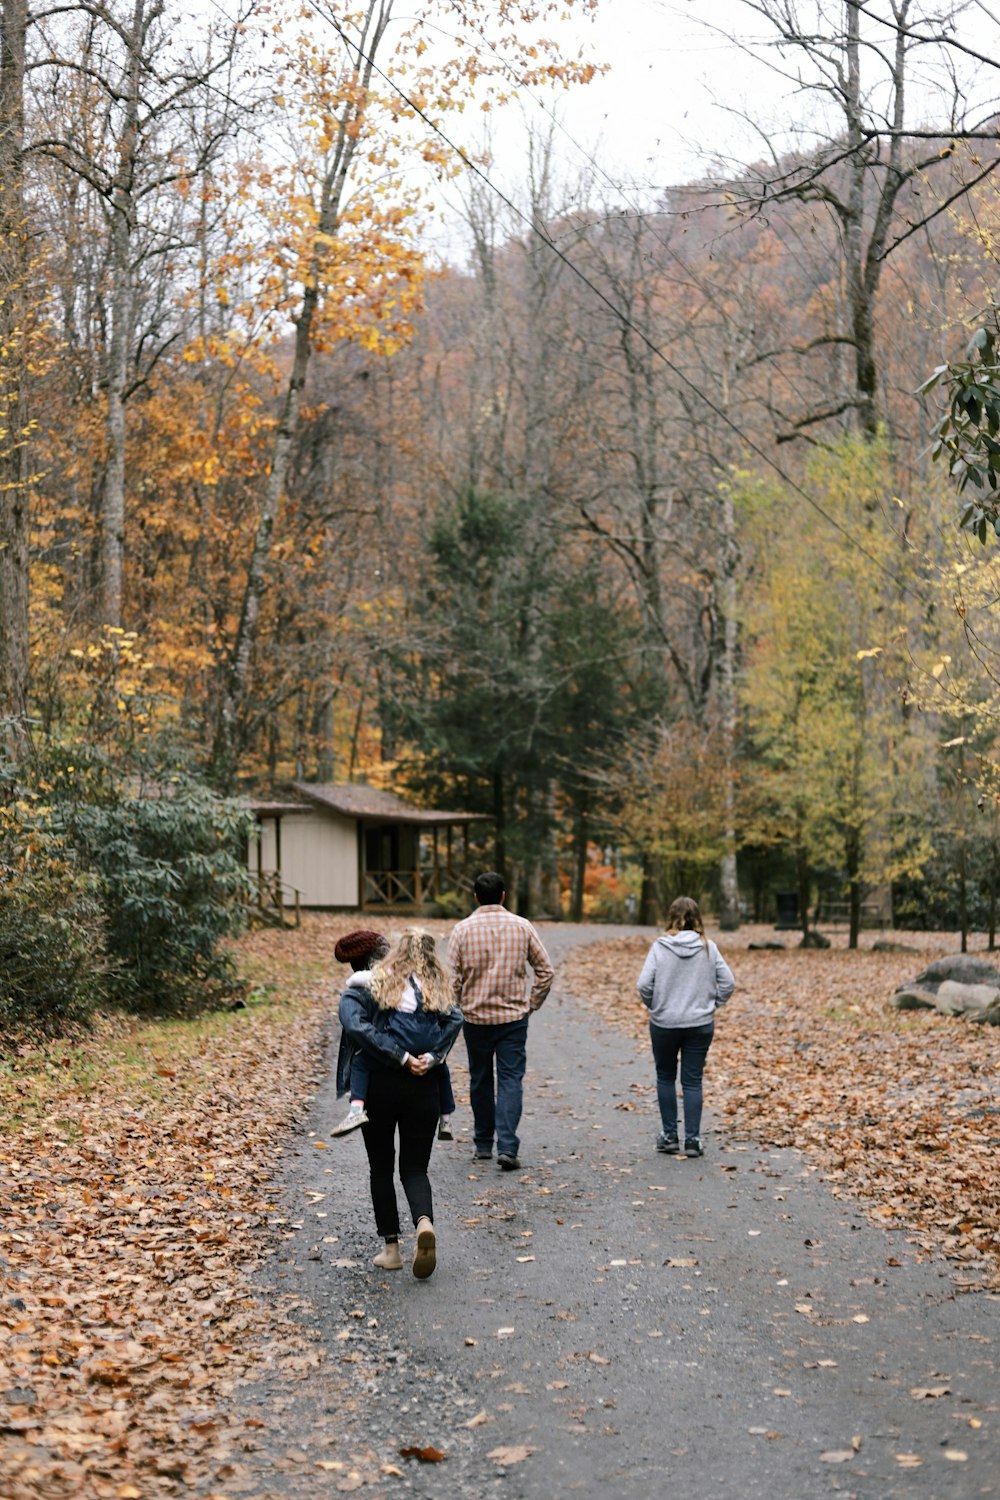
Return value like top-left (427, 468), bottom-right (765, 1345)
top-left (497, 1153), bottom-right (521, 1171)
top-left (473, 1148), bottom-right (492, 1161)
top-left (656, 1132), bottom-right (680, 1154)
top-left (683, 1137), bottom-right (704, 1157)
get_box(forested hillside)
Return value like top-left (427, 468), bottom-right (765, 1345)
top-left (3, 0), bottom-right (1000, 964)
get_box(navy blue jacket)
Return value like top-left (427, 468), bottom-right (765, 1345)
top-left (335, 970), bottom-right (463, 1099)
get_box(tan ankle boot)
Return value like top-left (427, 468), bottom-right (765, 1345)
top-left (412, 1216), bottom-right (436, 1279)
top-left (373, 1240), bottom-right (402, 1271)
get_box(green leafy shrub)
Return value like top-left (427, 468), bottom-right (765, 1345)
top-left (65, 779), bottom-right (254, 1010)
top-left (0, 811), bottom-right (106, 1037)
top-left (430, 888), bottom-right (471, 920)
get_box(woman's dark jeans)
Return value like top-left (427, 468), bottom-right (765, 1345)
top-left (361, 1068), bottom-right (439, 1237)
top-left (649, 1020), bottom-right (715, 1139)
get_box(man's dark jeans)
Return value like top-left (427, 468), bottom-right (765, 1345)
top-left (463, 1016), bottom-right (529, 1157)
top-left (649, 1020), bottom-right (715, 1139)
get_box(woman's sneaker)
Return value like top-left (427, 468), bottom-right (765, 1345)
top-left (656, 1132), bottom-right (681, 1154)
top-left (683, 1137), bottom-right (704, 1157)
top-left (331, 1104), bottom-right (368, 1136)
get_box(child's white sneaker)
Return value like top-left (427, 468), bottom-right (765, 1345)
top-left (331, 1104), bottom-right (368, 1136)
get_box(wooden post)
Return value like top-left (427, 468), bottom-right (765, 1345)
top-left (432, 826), bottom-right (440, 899)
top-left (358, 819), bottom-right (366, 911)
top-left (414, 829), bottom-right (422, 905)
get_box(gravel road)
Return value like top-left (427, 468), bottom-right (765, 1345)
top-left (224, 923), bottom-right (997, 1500)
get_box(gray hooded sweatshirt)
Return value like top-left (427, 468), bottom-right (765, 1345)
top-left (636, 930), bottom-right (735, 1028)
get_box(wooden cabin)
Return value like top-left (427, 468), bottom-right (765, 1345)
top-left (248, 782), bottom-right (490, 913)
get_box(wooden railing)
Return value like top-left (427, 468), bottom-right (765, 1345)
top-left (363, 869), bottom-right (418, 905)
top-left (252, 870), bottom-right (302, 928)
top-left (362, 866), bottom-right (473, 907)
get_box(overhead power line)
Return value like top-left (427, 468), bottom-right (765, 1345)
top-left (318, 1), bottom-right (937, 606)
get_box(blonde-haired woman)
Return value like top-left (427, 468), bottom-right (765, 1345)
top-left (637, 896), bottom-right (735, 1158)
top-left (338, 928), bottom-right (462, 1277)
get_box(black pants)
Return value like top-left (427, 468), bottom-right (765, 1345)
top-left (361, 1068), bottom-right (439, 1238)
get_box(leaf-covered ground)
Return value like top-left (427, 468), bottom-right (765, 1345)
top-left (0, 917), bottom-right (371, 1500)
top-left (3, 917), bottom-right (998, 1498)
top-left (561, 925), bottom-right (1000, 1291)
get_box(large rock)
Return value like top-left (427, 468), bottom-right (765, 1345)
top-left (910, 955), bottom-right (1000, 990)
top-left (890, 987), bottom-right (938, 1011)
top-left (933, 980), bottom-right (1000, 1016)
top-left (890, 954), bottom-right (1000, 1022)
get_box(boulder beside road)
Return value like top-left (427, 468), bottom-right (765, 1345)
top-left (890, 954), bottom-right (1000, 1024)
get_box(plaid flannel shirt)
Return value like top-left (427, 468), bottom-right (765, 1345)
top-left (447, 904), bottom-right (554, 1025)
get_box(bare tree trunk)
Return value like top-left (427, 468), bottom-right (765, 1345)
top-left (640, 850), bottom-right (661, 927)
top-left (796, 835), bottom-right (811, 945)
top-left (716, 486), bottom-right (740, 929)
top-left (211, 2), bottom-right (390, 789)
top-left (570, 801), bottom-right (588, 923)
top-left (492, 768), bottom-right (507, 888)
top-left (0, 0), bottom-right (29, 752)
top-left (100, 0), bottom-right (165, 627)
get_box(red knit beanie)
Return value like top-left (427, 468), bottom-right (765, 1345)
top-left (334, 929), bottom-right (389, 967)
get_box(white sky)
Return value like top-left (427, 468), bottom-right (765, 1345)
top-left (469, 0), bottom-right (1000, 200)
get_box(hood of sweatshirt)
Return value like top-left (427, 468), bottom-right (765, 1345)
top-left (657, 930), bottom-right (708, 960)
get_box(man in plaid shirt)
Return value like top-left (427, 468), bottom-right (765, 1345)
top-left (447, 871), bottom-right (555, 1171)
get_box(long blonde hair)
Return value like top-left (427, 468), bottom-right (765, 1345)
top-left (665, 895), bottom-right (707, 946)
top-left (369, 927), bottom-right (453, 1013)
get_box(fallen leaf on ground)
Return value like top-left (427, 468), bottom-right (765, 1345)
top-left (943, 1450), bottom-right (968, 1461)
top-left (910, 1386), bottom-right (951, 1399)
top-left (819, 1450), bottom-right (854, 1463)
top-left (561, 934), bottom-right (1000, 1288)
top-left (399, 1445), bottom-right (446, 1463)
top-left (465, 1411), bottom-right (492, 1428)
top-left (895, 1454), bottom-right (923, 1467)
top-left (487, 1446), bottom-right (536, 1465)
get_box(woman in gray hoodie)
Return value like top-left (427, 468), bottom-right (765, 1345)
top-left (636, 896), bottom-right (735, 1158)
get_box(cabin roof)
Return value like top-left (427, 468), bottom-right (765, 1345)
top-left (250, 782), bottom-right (489, 827)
